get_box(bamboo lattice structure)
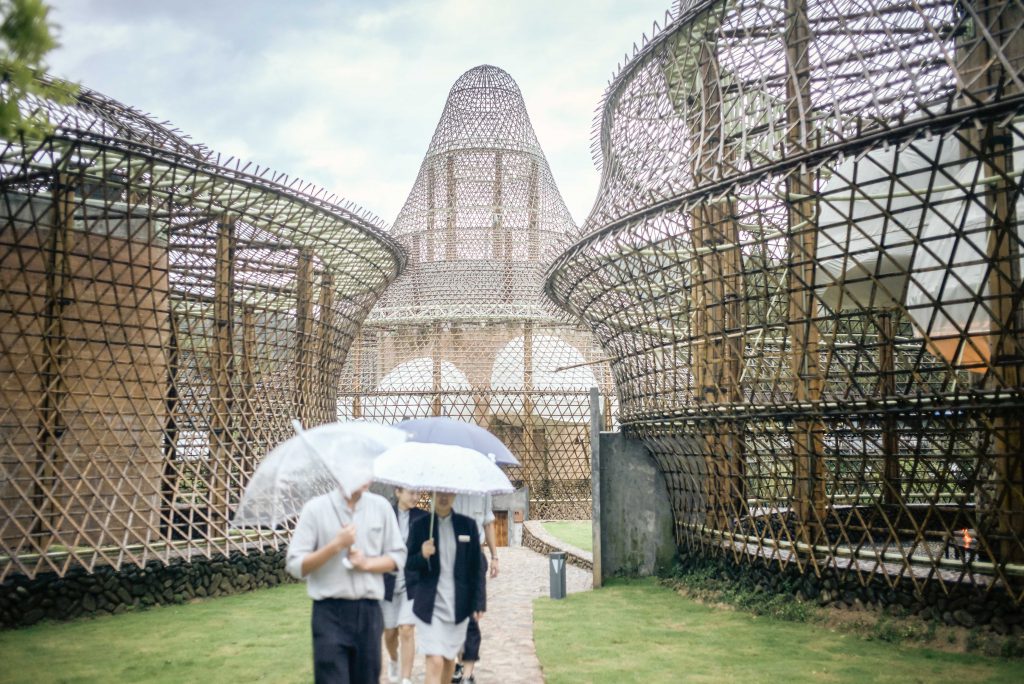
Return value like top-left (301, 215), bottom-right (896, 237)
top-left (0, 82), bottom-right (404, 580)
top-left (547, 0), bottom-right (1024, 600)
top-left (338, 66), bottom-right (614, 519)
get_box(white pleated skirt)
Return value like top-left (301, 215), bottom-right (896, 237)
top-left (414, 614), bottom-right (469, 659)
top-left (380, 589), bottom-right (416, 629)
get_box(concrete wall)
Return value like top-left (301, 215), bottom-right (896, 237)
top-left (597, 431), bottom-right (675, 578)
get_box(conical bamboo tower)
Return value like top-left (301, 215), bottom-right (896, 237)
top-left (338, 65), bottom-right (614, 520)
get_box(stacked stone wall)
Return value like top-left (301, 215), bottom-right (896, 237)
top-left (0, 549), bottom-right (294, 630)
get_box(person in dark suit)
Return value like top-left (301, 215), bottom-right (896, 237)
top-left (405, 492), bottom-right (486, 684)
top-left (381, 487), bottom-right (428, 684)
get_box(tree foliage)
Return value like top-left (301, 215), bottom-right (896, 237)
top-left (0, 0), bottom-right (76, 139)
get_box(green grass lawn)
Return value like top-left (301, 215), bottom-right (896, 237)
top-left (542, 520), bottom-right (593, 553)
top-left (0, 583), bottom-right (313, 684)
top-left (534, 578), bottom-right (1024, 684)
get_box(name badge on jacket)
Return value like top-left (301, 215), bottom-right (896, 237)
top-left (457, 534), bottom-right (471, 543)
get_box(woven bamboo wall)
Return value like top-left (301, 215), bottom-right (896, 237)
top-left (0, 84), bottom-right (404, 579)
top-left (547, 0), bottom-right (1024, 601)
top-left (338, 66), bottom-right (614, 519)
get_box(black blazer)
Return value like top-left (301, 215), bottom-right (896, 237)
top-left (383, 505), bottom-right (429, 602)
top-left (405, 511), bottom-right (486, 624)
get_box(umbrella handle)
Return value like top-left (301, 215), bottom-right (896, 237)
top-left (427, 492), bottom-right (436, 572)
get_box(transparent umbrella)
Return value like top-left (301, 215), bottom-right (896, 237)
top-left (232, 420), bottom-right (408, 529)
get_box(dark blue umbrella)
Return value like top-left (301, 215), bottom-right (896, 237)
top-left (397, 417), bottom-right (520, 467)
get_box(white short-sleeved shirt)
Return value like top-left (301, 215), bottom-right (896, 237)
top-left (286, 490), bottom-right (406, 601)
top-left (452, 493), bottom-right (494, 540)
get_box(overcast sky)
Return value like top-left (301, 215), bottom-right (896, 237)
top-left (43, 0), bottom-right (672, 226)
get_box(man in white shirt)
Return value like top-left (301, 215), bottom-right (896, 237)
top-left (287, 482), bottom-right (407, 683)
top-left (450, 493), bottom-right (499, 683)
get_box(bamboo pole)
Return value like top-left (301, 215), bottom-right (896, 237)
top-left (957, 0), bottom-right (1024, 567)
top-left (878, 312), bottom-right (901, 506)
top-left (785, 0), bottom-right (827, 547)
top-left (445, 155), bottom-right (457, 261)
top-left (33, 174), bottom-right (74, 543)
top-left (160, 307), bottom-right (180, 541)
top-left (317, 271), bottom-right (336, 425)
top-left (209, 215), bottom-right (236, 525)
top-left (294, 248), bottom-right (315, 427)
top-left (688, 27), bottom-right (747, 529)
top-left (427, 166), bottom-right (437, 261)
top-left (432, 321), bottom-right (443, 417)
top-left (523, 321), bottom-right (543, 495)
top-left (527, 159), bottom-right (540, 262)
top-left (240, 304), bottom-right (257, 476)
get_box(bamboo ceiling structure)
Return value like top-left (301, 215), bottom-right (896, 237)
top-left (547, 0), bottom-right (1024, 600)
top-left (0, 82), bottom-right (404, 580)
top-left (338, 65), bottom-right (614, 519)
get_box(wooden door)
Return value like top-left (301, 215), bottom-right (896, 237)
top-left (493, 510), bottom-right (509, 546)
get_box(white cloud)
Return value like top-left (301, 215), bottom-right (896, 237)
top-left (45, 0), bottom-right (672, 227)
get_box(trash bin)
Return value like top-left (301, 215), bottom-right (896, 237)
top-left (549, 551), bottom-right (566, 599)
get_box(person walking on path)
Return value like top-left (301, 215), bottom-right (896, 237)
top-left (287, 483), bottom-right (407, 684)
top-left (381, 487), bottom-right (427, 684)
top-left (406, 492), bottom-right (486, 684)
top-left (450, 493), bottom-right (498, 683)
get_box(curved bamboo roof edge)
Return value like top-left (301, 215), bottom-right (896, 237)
top-left (0, 79), bottom-right (404, 579)
top-left (546, 0), bottom-right (1024, 604)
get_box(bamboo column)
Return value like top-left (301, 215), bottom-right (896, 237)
top-left (526, 159), bottom-right (540, 262)
top-left (352, 335), bottom-right (364, 420)
top-left (688, 30), bottom-right (747, 529)
top-left (317, 271), bottom-right (336, 425)
top-left (785, 0), bottom-right (827, 546)
top-left (445, 155), bottom-right (457, 261)
top-left (161, 308), bottom-right (180, 539)
top-left (492, 150), bottom-right (504, 260)
top-left (432, 321), bottom-right (443, 417)
top-left (427, 166), bottom-right (437, 261)
top-left (878, 313), bottom-right (901, 506)
top-left (294, 249), bottom-right (315, 427)
top-left (955, 0), bottom-right (1024, 566)
top-left (523, 321), bottom-right (541, 495)
top-left (32, 174), bottom-right (74, 542)
top-left (239, 304), bottom-right (257, 477)
top-left (209, 216), bottom-right (236, 524)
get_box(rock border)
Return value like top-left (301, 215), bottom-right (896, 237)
top-left (0, 549), bottom-right (295, 630)
top-left (523, 520), bottom-right (593, 571)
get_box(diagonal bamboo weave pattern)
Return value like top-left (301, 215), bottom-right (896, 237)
top-left (338, 66), bottom-right (614, 519)
top-left (547, 0), bottom-right (1024, 601)
top-left (0, 83), bottom-right (404, 580)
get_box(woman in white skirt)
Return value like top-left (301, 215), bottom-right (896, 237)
top-left (382, 487), bottom-right (428, 684)
top-left (405, 491), bottom-right (486, 684)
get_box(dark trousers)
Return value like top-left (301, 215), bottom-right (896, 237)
top-left (311, 598), bottom-right (383, 684)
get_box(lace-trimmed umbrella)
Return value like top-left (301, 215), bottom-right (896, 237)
top-left (232, 420), bottom-right (408, 529)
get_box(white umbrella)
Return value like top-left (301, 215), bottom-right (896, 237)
top-left (373, 442), bottom-right (514, 496)
top-left (232, 420), bottom-right (409, 529)
top-left (373, 441), bottom-right (514, 544)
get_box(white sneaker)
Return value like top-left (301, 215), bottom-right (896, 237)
top-left (401, 679), bottom-right (414, 684)
top-left (387, 659), bottom-right (400, 683)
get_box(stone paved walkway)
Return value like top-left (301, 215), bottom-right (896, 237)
top-left (381, 546), bottom-right (592, 683)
